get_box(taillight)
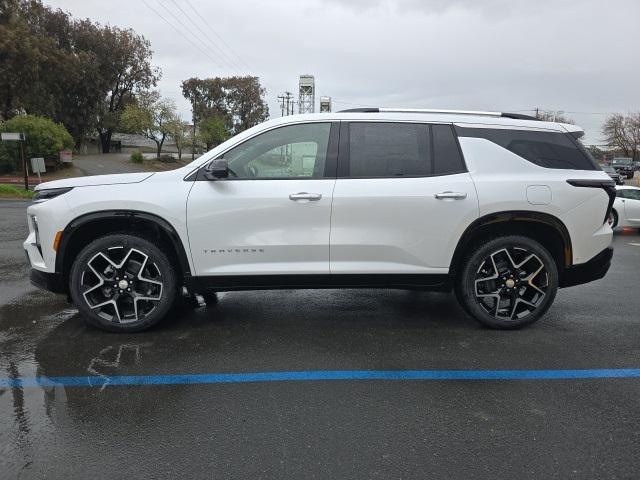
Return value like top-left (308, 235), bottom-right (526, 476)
top-left (566, 179), bottom-right (616, 224)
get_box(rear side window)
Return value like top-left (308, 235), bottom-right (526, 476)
top-left (343, 122), bottom-right (467, 178)
top-left (432, 124), bottom-right (465, 175)
top-left (456, 126), bottom-right (598, 170)
top-left (348, 122), bottom-right (430, 177)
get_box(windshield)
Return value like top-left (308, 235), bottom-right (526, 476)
top-left (612, 158), bottom-right (632, 165)
top-left (602, 166), bottom-right (615, 173)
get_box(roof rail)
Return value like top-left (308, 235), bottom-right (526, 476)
top-left (338, 107), bottom-right (539, 121)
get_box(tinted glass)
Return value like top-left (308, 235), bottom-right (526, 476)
top-left (432, 124), bottom-right (465, 175)
top-left (612, 158), bottom-right (632, 165)
top-left (348, 122), bottom-right (430, 177)
top-left (625, 189), bottom-right (640, 200)
top-left (224, 123), bottom-right (331, 178)
top-left (456, 126), bottom-right (597, 170)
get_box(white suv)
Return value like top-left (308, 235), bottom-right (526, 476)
top-left (24, 108), bottom-right (615, 332)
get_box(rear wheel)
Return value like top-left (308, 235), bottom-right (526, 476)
top-left (69, 234), bottom-right (178, 332)
top-left (455, 235), bottom-right (558, 329)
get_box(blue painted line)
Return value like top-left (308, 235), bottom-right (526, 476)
top-left (2, 368), bottom-right (640, 388)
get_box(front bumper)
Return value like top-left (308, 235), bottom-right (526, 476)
top-left (28, 254), bottom-right (66, 294)
top-left (560, 246), bottom-right (613, 288)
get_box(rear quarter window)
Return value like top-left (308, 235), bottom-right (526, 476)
top-left (455, 126), bottom-right (598, 170)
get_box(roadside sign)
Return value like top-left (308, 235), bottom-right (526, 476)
top-left (31, 158), bottom-right (45, 173)
top-left (1, 132), bottom-right (25, 141)
top-left (60, 150), bottom-right (73, 163)
top-left (30, 157), bottom-right (45, 183)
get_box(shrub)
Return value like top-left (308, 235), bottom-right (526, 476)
top-left (0, 115), bottom-right (74, 173)
top-left (130, 151), bottom-right (144, 163)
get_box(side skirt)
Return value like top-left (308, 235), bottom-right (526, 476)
top-left (184, 274), bottom-right (453, 293)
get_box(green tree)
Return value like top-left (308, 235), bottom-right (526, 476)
top-left (120, 91), bottom-right (176, 158)
top-left (92, 27), bottom-right (161, 153)
top-left (0, 114), bottom-right (73, 172)
top-left (198, 116), bottom-right (228, 151)
top-left (166, 117), bottom-right (189, 160)
top-left (181, 76), bottom-right (269, 137)
top-left (0, 0), bottom-right (160, 148)
top-left (224, 76), bottom-right (269, 134)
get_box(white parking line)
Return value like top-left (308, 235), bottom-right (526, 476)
top-left (629, 243), bottom-right (640, 247)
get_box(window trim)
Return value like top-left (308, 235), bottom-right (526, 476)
top-left (193, 121), bottom-right (340, 181)
top-left (455, 125), bottom-right (599, 171)
top-left (337, 121), bottom-right (468, 179)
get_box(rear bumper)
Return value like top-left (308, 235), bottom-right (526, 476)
top-left (29, 265), bottom-right (66, 294)
top-left (560, 246), bottom-right (613, 288)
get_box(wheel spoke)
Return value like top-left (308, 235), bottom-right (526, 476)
top-left (80, 246), bottom-right (164, 324)
top-left (473, 246), bottom-right (548, 321)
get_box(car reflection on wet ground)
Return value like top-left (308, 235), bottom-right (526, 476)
top-left (1, 199), bottom-right (640, 479)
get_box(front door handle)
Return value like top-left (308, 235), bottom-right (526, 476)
top-left (435, 191), bottom-right (467, 200)
top-left (289, 192), bottom-right (322, 201)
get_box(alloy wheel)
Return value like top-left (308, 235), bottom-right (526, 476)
top-left (80, 246), bottom-right (163, 324)
top-left (473, 247), bottom-right (548, 320)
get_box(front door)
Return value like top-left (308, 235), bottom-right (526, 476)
top-left (330, 121), bottom-right (479, 274)
top-left (622, 188), bottom-right (640, 225)
top-left (187, 122), bottom-right (337, 276)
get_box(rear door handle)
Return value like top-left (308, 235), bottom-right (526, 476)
top-left (289, 192), bottom-right (322, 201)
top-left (435, 191), bottom-right (467, 200)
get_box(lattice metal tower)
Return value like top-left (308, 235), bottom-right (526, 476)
top-left (298, 75), bottom-right (315, 114)
top-left (319, 96), bottom-right (332, 113)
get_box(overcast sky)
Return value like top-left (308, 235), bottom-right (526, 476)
top-left (45, 0), bottom-right (640, 144)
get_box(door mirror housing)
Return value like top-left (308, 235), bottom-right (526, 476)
top-left (204, 159), bottom-right (229, 180)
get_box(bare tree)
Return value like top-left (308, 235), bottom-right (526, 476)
top-left (602, 113), bottom-right (640, 160)
top-left (534, 110), bottom-right (574, 124)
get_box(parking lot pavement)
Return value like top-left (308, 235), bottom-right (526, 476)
top-left (1, 200), bottom-right (639, 479)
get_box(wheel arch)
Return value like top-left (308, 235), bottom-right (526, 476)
top-left (450, 211), bottom-right (573, 277)
top-left (56, 210), bottom-right (192, 292)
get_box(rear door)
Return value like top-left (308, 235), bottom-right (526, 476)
top-left (330, 122), bottom-right (479, 274)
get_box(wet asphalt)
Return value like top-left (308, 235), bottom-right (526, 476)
top-left (1, 199), bottom-right (639, 479)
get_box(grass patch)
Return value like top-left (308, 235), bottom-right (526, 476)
top-left (0, 184), bottom-right (35, 199)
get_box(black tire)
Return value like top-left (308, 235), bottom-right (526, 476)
top-left (455, 235), bottom-right (558, 329)
top-left (610, 209), bottom-right (619, 228)
top-left (69, 234), bottom-right (178, 332)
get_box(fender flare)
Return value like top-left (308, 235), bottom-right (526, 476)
top-left (55, 210), bottom-right (192, 277)
top-left (450, 210), bottom-right (573, 272)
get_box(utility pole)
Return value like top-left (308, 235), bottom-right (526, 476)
top-left (534, 107), bottom-right (539, 119)
top-left (20, 138), bottom-right (27, 191)
top-left (278, 92), bottom-right (295, 117)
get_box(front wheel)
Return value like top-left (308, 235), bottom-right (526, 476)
top-left (455, 235), bottom-right (558, 329)
top-left (70, 234), bottom-right (178, 332)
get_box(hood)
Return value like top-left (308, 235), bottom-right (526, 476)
top-left (34, 172), bottom-right (155, 191)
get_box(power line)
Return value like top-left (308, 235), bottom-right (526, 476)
top-left (183, 0), bottom-right (254, 72)
top-left (155, 0), bottom-right (239, 73)
top-left (141, 0), bottom-right (226, 70)
top-left (167, 0), bottom-right (245, 73)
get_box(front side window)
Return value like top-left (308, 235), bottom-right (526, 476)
top-left (347, 122), bottom-right (431, 177)
top-left (456, 126), bottom-right (598, 170)
top-left (621, 189), bottom-right (640, 200)
top-left (223, 123), bottom-right (331, 179)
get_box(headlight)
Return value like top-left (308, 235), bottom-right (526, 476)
top-left (32, 187), bottom-right (73, 203)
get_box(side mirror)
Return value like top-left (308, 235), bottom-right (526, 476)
top-left (204, 159), bottom-right (229, 180)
